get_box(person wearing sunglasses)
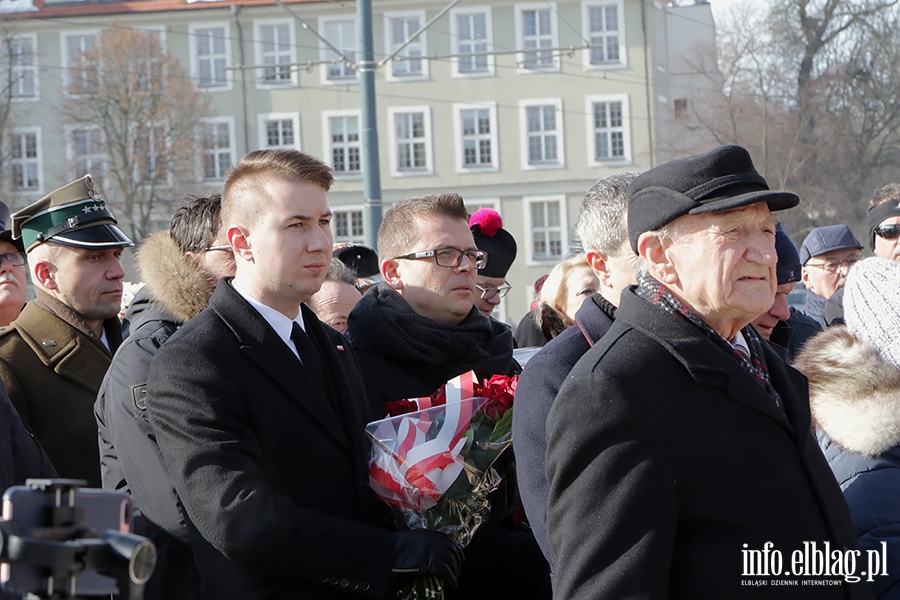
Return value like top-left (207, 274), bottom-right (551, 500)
top-left (468, 208), bottom-right (517, 319)
top-left (0, 200), bottom-right (27, 327)
top-left (799, 224), bottom-right (863, 326)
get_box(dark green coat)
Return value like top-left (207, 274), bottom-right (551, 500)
top-left (0, 301), bottom-right (120, 487)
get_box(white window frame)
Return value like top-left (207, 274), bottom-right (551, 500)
top-left (257, 112), bottom-right (300, 150)
top-left (331, 205), bottom-right (366, 244)
top-left (525, 195), bottom-right (568, 265)
top-left (581, 0), bottom-right (626, 69)
top-left (66, 124), bottom-right (106, 186)
top-left (198, 116), bottom-right (236, 181)
top-left (585, 94), bottom-right (632, 166)
top-left (5, 33), bottom-right (39, 101)
top-left (515, 3), bottom-right (559, 73)
top-left (133, 27), bottom-right (167, 92)
top-left (61, 29), bottom-right (99, 96)
top-left (133, 121), bottom-right (172, 188)
top-left (450, 8), bottom-right (494, 78)
top-left (383, 11), bottom-right (429, 82)
top-left (322, 110), bottom-right (362, 178)
top-left (388, 106), bottom-right (433, 177)
top-left (453, 102), bottom-right (498, 173)
top-left (519, 98), bottom-right (565, 170)
top-left (189, 23), bottom-right (232, 91)
top-left (9, 126), bottom-right (42, 193)
top-left (253, 19), bottom-right (297, 88)
top-left (319, 16), bottom-right (357, 85)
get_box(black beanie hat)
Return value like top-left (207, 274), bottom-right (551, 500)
top-left (470, 208), bottom-right (517, 278)
top-left (774, 223), bottom-right (801, 285)
top-left (627, 145), bottom-right (800, 252)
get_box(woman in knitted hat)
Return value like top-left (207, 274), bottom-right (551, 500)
top-left (795, 256), bottom-right (900, 598)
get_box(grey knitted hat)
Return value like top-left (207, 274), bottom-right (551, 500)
top-left (845, 257), bottom-right (900, 370)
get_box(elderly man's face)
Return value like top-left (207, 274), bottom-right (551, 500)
top-left (800, 247), bottom-right (861, 299)
top-left (751, 282), bottom-right (796, 340)
top-left (664, 203), bottom-right (777, 335)
top-left (308, 279), bottom-right (362, 333)
top-left (0, 241), bottom-right (27, 326)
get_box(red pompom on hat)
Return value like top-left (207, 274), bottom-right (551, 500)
top-left (470, 208), bottom-right (517, 278)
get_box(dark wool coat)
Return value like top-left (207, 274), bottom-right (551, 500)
top-left (147, 279), bottom-right (395, 600)
top-left (796, 326), bottom-right (900, 599)
top-left (0, 301), bottom-right (121, 487)
top-left (513, 294), bottom-right (614, 572)
top-left (546, 287), bottom-right (873, 600)
top-left (95, 231), bottom-right (213, 600)
top-left (0, 381), bottom-right (56, 493)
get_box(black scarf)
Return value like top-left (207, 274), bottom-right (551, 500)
top-left (347, 283), bottom-right (515, 384)
top-left (635, 272), bottom-right (783, 411)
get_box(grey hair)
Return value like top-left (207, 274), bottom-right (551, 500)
top-left (575, 172), bottom-right (639, 257)
top-left (325, 257), bottom-right (359, 286)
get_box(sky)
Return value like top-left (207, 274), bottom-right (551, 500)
top-left (709, 0), bottom-right (770, 23)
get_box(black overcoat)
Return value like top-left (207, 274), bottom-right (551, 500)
top-left (147, 279), bottom-right (395, 600)
top-left (546, 287), bottom-right (873, 600)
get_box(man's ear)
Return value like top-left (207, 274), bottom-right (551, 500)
top-left (227, 225), bottom-right (251, 262)
top-left (638, 232), bottom-right (676, 285)
top-left (32, 259), bottom-right (57, 291)
top-left (381, 259), bottom-right (403, 291)
top-left (586, 248), bottom-right (612, 287)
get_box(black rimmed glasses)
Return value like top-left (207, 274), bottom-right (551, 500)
top-left (393, 247), bottom-right (488, 269)
top-left (875, 224), bottom-right (900, 240)
top-left (0, 252), bottom-right (26, 268)
top-left (203, 245), bottom-right (232, 253)
top-left (805, 257), bottom-right (860, 274)
top-left (475, 282), bottom-right (512, 300)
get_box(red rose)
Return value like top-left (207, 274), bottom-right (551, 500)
top-left (385, 399), bottom-right (418, 417)
top-left (475, 374), bottom-right (517, 419)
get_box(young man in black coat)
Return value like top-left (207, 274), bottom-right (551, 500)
top-left (546, 145), bottom-right (873, 599)
top-left (513, 171), bottom-right (637, 575)
top-left (146, 150), bottom-right (462, 600)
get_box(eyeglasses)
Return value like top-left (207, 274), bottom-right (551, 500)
top-left (475, 282), bottom-right (512, 300)
top-left (875, 224), bottom-right (900, 240)
top-left (0, 252), bottom-right (26, 268)
top-left (805, 257), bottom-right (860, 274)
top-left (393, 247), bottom-right (488, 269)
top-left (203, 245), bottom-right (232, 253)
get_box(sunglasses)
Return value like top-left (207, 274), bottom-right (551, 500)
top-left (875, 224), bottom-right (900, 240)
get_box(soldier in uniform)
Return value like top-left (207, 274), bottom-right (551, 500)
top-left (0, 175), bottom-right (132, 487)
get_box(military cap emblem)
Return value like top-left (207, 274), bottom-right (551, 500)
top-left (11, 175), bottom-right (133, 252)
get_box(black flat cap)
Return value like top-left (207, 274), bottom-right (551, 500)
top-left (627, 145), bottom-right (800, 252)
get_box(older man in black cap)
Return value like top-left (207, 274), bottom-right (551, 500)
top-left (0, 200), bottom-right (27, 327)
top-left (799, 224), bottom-right (863, 325)
top-left (469, 208), bottom-right (517, 319)
top-left (546, 145), bottom-right (871, 599)
top-left (0, 174), bottom-right (132, 487)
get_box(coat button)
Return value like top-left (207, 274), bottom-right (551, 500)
top-left (350, 581), bottom-right (359, 590)
top-left (338, 579), bottom-right (349, 588)
top-left (360, 582), bottom-right (370, 591)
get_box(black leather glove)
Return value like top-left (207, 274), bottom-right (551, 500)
top-left (391, 530), bottom-right (464, 588)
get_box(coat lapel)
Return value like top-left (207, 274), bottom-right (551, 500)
top-left (210, 282), bottom-right (352, 455)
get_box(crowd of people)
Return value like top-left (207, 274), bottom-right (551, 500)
top-left (1, 144), bottom-right (899, 599)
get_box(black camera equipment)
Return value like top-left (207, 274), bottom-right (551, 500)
top-left (0, 479), bottom-right (156, 599)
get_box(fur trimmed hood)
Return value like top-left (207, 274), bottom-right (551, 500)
top-left (136, 231), bottom-right (213, 324)
top-left (794, 325), bottom-right (900, 457)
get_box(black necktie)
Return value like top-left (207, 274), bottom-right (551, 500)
top-left (291, 321), bottom-right (329, 397)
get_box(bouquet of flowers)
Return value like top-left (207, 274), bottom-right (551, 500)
top-left (366, 371), bottom-right (517, 599)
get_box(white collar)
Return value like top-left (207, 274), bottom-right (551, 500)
top-left (231, 279), bottom-right (304, 357)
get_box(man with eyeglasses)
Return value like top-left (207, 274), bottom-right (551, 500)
top-left (0, 175), bottom-right (132, 487)
top-left (0, 200), bottom-right (28, 327)
top-left (95, 193), bottom-right (235, 600)
top-left (468, 208), bottom-right (517, 319)
top-left (346, 193), bottom-right (551, 600)
top-left (799, 224), bottom-right (863, 326)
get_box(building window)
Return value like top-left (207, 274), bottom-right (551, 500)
top-left (587, 95), bottom-right (630, 164)
top-left (324, 112), bottom-right (361, 175)
top-left (68, 126), bottom-right (106, 184)
top-left (258, 113), bottom-right (299, 150)
top-left (200, 118), bottom-right (234, 181)
top-left (454, 104), bottom-right (497, 171)
top-left (674, 98), bottom-right (688, 121)
top-left (385, 13), bottom-right (426, 79)
top-left (10, 128), bottom-right (41, 191)
top-left (583, 1), bottom-right (623, 66)
top-left (63, 32), bottom-right (97, 95)
top-left (137, 30), bottom-right (166, 92)
top-left (528, 197), bottom-right (565, 262)
top-left (191, 25), bottom-right (229, 89)
top-left (521, 99), bottom-right (564, 167)
top-left (4, 35), bottom-right (37, 98)
top-left (255, 21), bottom-right (296, 86)
top-left (516, 5), bottom-right (558, 71)
top-left (655, 7), bottom-right (667, 71)
top-left (332, 208), bottom-right (365, 244)
top-left (390, 107), bottom-right (431, 174)
top-left (452, 10), bottom-right (492, 75)
top-left (134, 123), bottom-right (168, 186)
top-left (320, 18), bottom-right (356, 82)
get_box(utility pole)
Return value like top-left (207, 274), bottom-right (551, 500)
top-left (357, 0), bottom-right (382, 249)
